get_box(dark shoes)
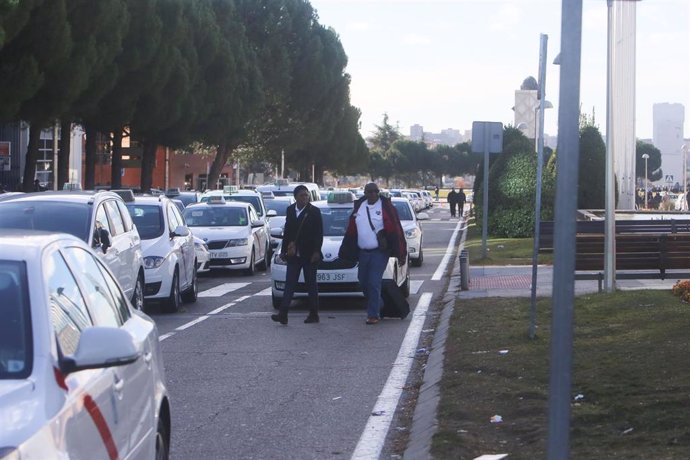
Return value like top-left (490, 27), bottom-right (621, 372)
top-left (271, 314), bottom-right (288, 325)
top-left (304, 314), bottom-right (320, 324)
top-left (365, 317), bottom-right (379, 325)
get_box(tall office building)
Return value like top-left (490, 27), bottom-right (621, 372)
top-left (653, 103), bottom-right (685, 187)
top-left (410, 124), bottom-right (424, 141)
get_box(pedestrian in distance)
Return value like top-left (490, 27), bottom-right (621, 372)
top-left (271, 185), bottom-right (323, 325)
top-left (447, 187), bottom-right (458, 218)
top-left (338, 182), bottom-right (407, 325)
top-left (434, 186), bottom-right (439, 201)
top-left (457, 188), bottom-right (467, 217)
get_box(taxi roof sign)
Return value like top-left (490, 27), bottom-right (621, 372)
top-left (223, 185), bottom-right (239, 194)
top-left (327, 191), bottom-right (355, 204)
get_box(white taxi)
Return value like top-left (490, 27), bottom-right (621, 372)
top-left (391, 197), bottom-right (428, 267)
top-left (0, 231), bottom-right (170, 459)
top-left (183, 197), bottom-right (270, 275)
top-left (270, 192), bottom-right (409, 308)
top-left (125, 195), bottom-right (198, 313)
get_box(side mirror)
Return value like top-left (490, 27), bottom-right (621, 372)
top-left (171, 225), bottom-right (190, 238)
top-left (266, 210), bottom-right (277, 217)
top-left (61, 327), bottom-right (141, 375)
top-left (251, 219), bottom-right (266, 228)
top-left (270, 227), bottom-right (283, 238)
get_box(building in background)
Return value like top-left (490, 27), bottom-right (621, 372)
top-left (653, 102), bottom-right (685, 188)
top-left (408, 125), bottom-right (463, 147)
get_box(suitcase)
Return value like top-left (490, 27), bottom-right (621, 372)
top-left (380, 280), bottom-right (410, 319)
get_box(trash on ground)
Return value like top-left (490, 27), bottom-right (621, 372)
top-left (473, 454), bottom-right (509, 460)
top-left (498, 349), bottom-right (509, 355)
top-left (574, 394), bottom-right (584, 401)
top-left (416, 347), bottom-right (427, 354)
top-left (490, 415), bottom-right (503, 423)
top-left (622, 427), bottom-right (634, 435)
top-left (332, 396), bottom-right (342, 401)
top-left (422, 328), bottom-right (435, 333)
top-left (371, 410), bottom-right (386, 416)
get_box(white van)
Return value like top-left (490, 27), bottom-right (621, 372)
top-left (256, 182), bottom-right (320, 202)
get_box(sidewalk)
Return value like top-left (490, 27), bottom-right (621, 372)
top-left (404, 245), bottom-right (679, 459)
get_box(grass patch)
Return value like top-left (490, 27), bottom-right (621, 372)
top-left (432, 290), bottom-right (690, 459)
top-left (463, 219), bottom-right (553, 266)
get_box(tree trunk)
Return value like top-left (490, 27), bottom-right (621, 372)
top-left (110, 129), bottom-right (123, 189)
top-left (140, 141), bottom-right (157, 193)
top-left (84, 124), bottom-right (98, 190)
top-left (208, 144), bottom-right (230, 190)
top-left (58, 120), bottom-right (71, 189)
top-left (22, 122), bottom-right (43, 192)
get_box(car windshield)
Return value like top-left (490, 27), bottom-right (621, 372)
top-left (0, 260), bottom-right (32, 380)
top-left (392, 201), bottom-right (414, 221)
top-left (265, 200), bottom-right (290, 216)
top-left (127, 204), bottom-right (164, 239)
top-left (183, 206), bottom-right (248, 227)
top-left (224, 196), bottom-right (263, 216)
top-left (320, 207), bottom-right (353, 236)
top-left (0, 201), bottom-right (91, 242)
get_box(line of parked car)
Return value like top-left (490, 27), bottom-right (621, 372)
top-left (0, 180), bottom-right (432, 458)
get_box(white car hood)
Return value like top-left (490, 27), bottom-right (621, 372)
top-left (190, 226), bottom-right (249, 242)
top-left (321, 236), bottom-right (344, 262)
top-left (400, 220), bottom-right (417, 232)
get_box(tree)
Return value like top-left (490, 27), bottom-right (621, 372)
top-left (368, 113), bottom-right (400, 154)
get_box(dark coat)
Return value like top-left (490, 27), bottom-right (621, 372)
top-left (280, 202), bottom-right (323, 259)
top-left (338, 195), bottom-right (407, 264)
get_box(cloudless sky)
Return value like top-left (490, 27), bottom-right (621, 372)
top-left (309, 0), bottom-right (689, 141)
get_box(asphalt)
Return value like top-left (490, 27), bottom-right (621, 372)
top-left (403, 214), bottom-right (680, 460)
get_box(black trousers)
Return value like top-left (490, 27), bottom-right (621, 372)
top-left (279, 255), bottom-right (319, 316)
top-left (449, 202), bottom-right (457, 217)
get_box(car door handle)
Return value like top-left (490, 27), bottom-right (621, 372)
top-left (113, 375), bottom-right (125, 392)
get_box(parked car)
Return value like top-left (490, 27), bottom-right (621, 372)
top-left (391, 197), bottom-right (428, 266)
top-left (264, 195), bottom-right (295, 249)
top-left (183, 197), bottom-right (271, 275)
top-left (0, 230), bottom-right (170, 459)
top-left (0, 191), bottom-right (146, 310)
top-left (125, 195), bottom-right (198, 313)
top-left (270, 192), bottom-right (409, 308)
top-left (256, 182), bottom-right (321, 202)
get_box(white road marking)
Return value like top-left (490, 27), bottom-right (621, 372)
top-left (351, 292), bottom-right (433, 460)
top-left (431, 219), bottom-right (465, 281)
top-left (175, 315), bottom-right (209, 331)
top-left (208, 302), bottom-right (236, 315)
top-left (410, 280), bottom-right (423, 295)
top-left (197, 282), bottom-right (250, 298)
top-left (256, 287), bottom-right (272, 296)
top-left (159, 332), bottom-right (175, 341)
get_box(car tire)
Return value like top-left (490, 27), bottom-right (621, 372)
top-left (181, 263), bottom-right (198, 303)
top-left (131, 272), bottom-right (145, 312)
top-left (412, 247), bottom-right (424, 267)
top-left (244, 249), bottom-right (255, 276)
top-left (162, 270), bottom-right (181, 313)
top-left (272, 293), bottom-right (281, 309)
top-left (257, 244), bottom-right (269, 271)
top-left (155, 414), bottom-right (170, 460)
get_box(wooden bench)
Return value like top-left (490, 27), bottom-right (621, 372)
top-left (538, 221), bottom-right (690, 291)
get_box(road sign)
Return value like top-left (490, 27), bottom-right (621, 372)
top-left (665, 174), bottom-right (674, 183)
top-left (471, 122), bottom-right (503, 153)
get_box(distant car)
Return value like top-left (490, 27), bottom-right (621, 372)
top-left (264, 196), bottom-right (295, 249)
top-left (183, 198), bottom-right (271, 275)
top-left (0, 191), bottom-right (146, 311)
top-left (168, 190), bottom-right (202, 207)
top-left (125, 195), bottom-right (198, 313)
top-left (270, 192), bottom-right (409, 308)
top-left (0, 231), bottom-right (171, 459)
top-left (392, 197), bottom-right (428, 266)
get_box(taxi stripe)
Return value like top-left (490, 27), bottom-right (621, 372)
top-left (84, 394), bottom-right (119, 460)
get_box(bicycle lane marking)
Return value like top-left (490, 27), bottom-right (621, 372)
top-left (351, 292), bottom-right (433, 460)
top-left (431, 219), bottom-right (465, 281)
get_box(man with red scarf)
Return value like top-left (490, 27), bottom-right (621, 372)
top-left (339, 183), bottom-right (407, 324)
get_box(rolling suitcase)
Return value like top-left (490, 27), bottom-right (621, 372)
top-left (380, 279), bottom-right (410, 319)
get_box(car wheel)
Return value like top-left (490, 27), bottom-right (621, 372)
top-left (412, 247), bottom-right (424, 267)
top-left (272, 293), bottom-right (281, 309)
top-left (244, 249), bottom-right (255, 276)
top-left (155, 414), bottom-right (170, 460)
top-left (162, 270), bottom-right (181, 313)
top-left (131, 272), bottom-right (145, 311)
top-left (181, 263), bottom-right (198, 303)
top-left (401, 271), bottom-right (410, 298)
top-left (257, 244), bottom-right (269, 271)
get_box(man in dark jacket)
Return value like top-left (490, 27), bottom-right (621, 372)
top-left (338, 182), bottom-right (407, 324)
top-left (447, 187), bottom-right (458, 217)
top-left (271, 185), bottom-right (323, 325)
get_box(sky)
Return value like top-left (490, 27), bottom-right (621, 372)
top-left (309, 0), bottom-right (690, 141)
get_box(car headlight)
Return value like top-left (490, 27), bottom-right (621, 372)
top-left (405, 228), bottom-right (420, 239)
top-left (226, 238), bottom-right (249, 247)
top-left (144, 256), bottom-right (165, 269)
top-left (273, 252), bottom-right (287, 265)
top-left (194, 240), bottom-right (209, 251)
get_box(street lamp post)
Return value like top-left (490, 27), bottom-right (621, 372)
top-left (682, 144), bottom-right (688, 210)
top-left (642, 153), bottom-right (649, 209)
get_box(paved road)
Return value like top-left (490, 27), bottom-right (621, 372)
top-left (148, 202), bottom-right (462, 459)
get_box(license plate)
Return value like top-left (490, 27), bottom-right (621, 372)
top-left (317, 272), bottom-right (347, 282)
top-left (211, 251), bottom-right (228, 259)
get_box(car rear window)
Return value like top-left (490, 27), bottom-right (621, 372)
top-left (224, 196), bottom-right (263, 216)
top-left (126, 204), bottom-right (164, 240)
top-left (0, 261), bottom-right (32, 380)
top-left (183, 207), bottom-right (248, 227)
top-left (265, 200), bottom-right (290, 216)
top-left (0, 202), bottom-right (91, 242)
top-left (392, 201), bottom-right (413, 221)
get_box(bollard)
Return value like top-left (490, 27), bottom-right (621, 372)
top-left (459, 249), bottom-right (469, 290)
